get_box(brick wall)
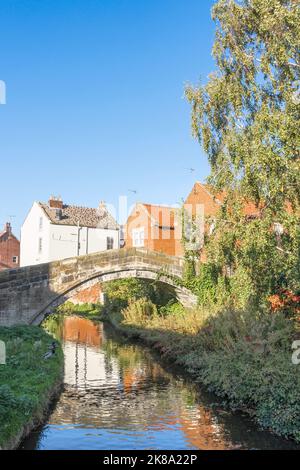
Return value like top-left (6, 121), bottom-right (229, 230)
top-left (69, 283), bottom-right (103, 304)
top-left (125, 204), bottom-right (183, 257)
top-left (185, 182), bottom-right (221, 217)
top-left (0, 224), bottom-right (20, 271)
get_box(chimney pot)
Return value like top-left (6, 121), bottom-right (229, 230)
top-left (49, 196), bottom-right (63, 209)
top-left (5, 222), bottom-right (11, 234)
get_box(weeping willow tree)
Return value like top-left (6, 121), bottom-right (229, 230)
top-left (186, 0), bottom-right (300, 305)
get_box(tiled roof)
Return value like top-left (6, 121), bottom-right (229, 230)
top-left (0, 227), bottom-right (19, 241)
top-left (39, 203), bottom-right (119, 230)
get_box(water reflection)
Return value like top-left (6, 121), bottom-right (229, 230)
top-left (20, 315), bottom-right (300, 450)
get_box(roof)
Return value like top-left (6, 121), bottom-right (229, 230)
top-left (38, 202), bottom-right (119, 230)
top-left (0, 226), bottom-right (19, 242)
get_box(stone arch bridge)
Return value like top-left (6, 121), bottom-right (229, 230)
top-left (0, 248), bottom-right (197, 326)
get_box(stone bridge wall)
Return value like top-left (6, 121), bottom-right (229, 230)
top-left (0, 248), bottom-right (197, 326)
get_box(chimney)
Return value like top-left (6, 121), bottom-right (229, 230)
top-left (49, 195), bottom-right (63, 209)
top-left (98, 201), bottom-right (107, 218)
top-left (4, 222), bottom-right (11, 235)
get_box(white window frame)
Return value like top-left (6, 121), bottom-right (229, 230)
top-left (12, 256), bottom-right (18, 264)
top-left (39, 217), bottom-right (43, 231)
top-left (132, 227), bottom-right (145, 247)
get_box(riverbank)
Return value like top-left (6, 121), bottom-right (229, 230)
top-left (0, 326), bottom-right (64, 450)
top-left (105, 303), bottom-right (300, 444)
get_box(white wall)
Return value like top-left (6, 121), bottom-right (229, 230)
top-left (20, 202), bottom-right (51, 266)
top-left (21, 202), bottom-right (120, 266)
top-left (49, 224), bottom-right (119, 261)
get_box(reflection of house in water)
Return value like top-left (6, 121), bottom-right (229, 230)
top-left (62, 317), bottom-right (120, 389)
top-left (63, 316), bottom-right (102, 347)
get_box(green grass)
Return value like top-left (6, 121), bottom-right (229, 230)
top-left (111, 299), bottom-right (300, 443)
top-left (0, 326), bottom-right (63, 449)
top-left (54, 301), bottom-right (104, 319)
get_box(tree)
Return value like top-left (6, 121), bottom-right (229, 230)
top-left (186, 0), bottom-right (300, 211)
top-left (186, 0), bottom-right (300, 305)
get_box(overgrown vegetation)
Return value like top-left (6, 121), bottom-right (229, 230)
top-left (108, 297), bottom-right (300, 442)
top-left (102, 278), bottom-right (176, 315)
top-left (0, 326), bottom-right (63, 449)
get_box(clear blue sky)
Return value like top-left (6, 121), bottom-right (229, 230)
top-left (0, 0), bottom-right (216, 236)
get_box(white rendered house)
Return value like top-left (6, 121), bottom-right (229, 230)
top-left (20, 196), bottom-right (119, 267)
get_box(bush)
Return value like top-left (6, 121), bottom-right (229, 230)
top-left (103, 278), bottom-right (176, 315)
top-left (122, 298), bottom-right (158, 326)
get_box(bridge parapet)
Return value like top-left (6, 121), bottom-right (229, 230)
top-left (0, 248), bottom-right (196, 326)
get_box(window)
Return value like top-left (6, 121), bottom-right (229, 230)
top-left (38, 237), bottom-right (43, 254)
top-left (132, 227), bottom-right (144, 247)
top-left (12, 256), bottom-right (18, 264)
top-left (106, 237), bottom-right (114, 250)
top-left (39, 217), bottom-right (43, 230)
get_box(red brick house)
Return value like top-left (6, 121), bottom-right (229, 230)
top-left (185, 181), bottom-right (259, 219)
top-left (0, 223), bottom-right (20, 271)
top-left (123, 183), bottom-right (268, 260)
top-left (124, 203), bottom-right (182, 257)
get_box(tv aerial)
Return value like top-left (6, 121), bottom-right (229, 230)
top-left (184, 167), bottom-right (196, 173)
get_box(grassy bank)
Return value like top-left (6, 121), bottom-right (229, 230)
top-left (0, 326), bottom-right (64, 450)
top-left (53, 302), bottom-right (103, 320)
top-left (104, 298), bottom-right (300, 443)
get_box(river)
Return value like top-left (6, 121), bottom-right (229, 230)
top-left (20, 315), bottom-right (299, 450)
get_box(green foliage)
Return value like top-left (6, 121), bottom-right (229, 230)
top-left (185, 0), bottom-right (300, 305)
top-left (0, 326), bottom-right (63, 448)
top-left (103, 279), bottom-right (153, 312)
top-left (103, 278), bottom-right (176, 315)
top-left (159, 300), bottom-right (185, 318)
top-left (186, 0), bottom-right (300, 210)
top-left (122, 298), bottom-right (158, 326)
top-left (55, 301), bottom-right (102, 317)
top-left (186, 263), bottom-right (219, 306)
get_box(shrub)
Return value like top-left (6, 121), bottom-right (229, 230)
top-left (122, 298), bottom-right (158, 326)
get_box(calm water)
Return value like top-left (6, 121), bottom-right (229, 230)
top-left (20, 316), bottom-right (299, 450)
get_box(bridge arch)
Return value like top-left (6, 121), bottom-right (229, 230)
top-left (0, 249), bottom-right (197, 326)
top-left (31, 268), bottom-right (196, 325)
